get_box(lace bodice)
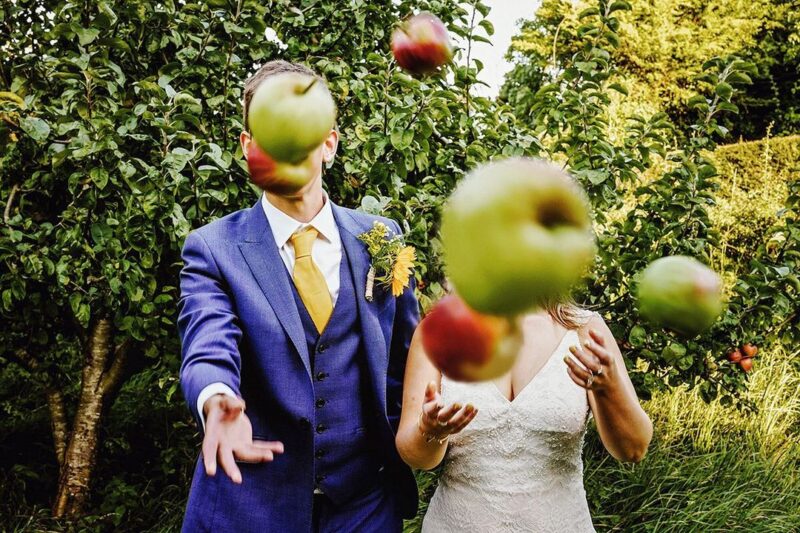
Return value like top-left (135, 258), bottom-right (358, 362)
top-left (421, 327), bottom-right (596, 533)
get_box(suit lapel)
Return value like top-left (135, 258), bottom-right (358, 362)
top-left (238, 201), bottom-right (312, 379)
top-left (333, 205), bottom-right (389, 414)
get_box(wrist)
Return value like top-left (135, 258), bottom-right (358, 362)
top-left (418, 412), bottom-right (449, 445)
top-left (202, 393), bottom-right (227, 417)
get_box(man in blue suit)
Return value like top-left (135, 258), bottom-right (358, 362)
top-left (178, 60), bottom-right (419, 532)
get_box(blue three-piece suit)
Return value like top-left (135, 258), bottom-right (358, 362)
top-left (177, 198), bottom-right (419, 531)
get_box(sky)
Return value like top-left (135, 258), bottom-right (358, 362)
top-left (468, 0), bottom-right (541, 97)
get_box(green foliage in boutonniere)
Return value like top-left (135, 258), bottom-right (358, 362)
top-left (358, 221), bottom-right (417, 299)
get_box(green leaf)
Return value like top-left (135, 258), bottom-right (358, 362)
top-left (608, 82), bottom-right (628, 96)
top-left (19, 117), bottom-right (50, 142)
top-left (90, 168), bottom-right (109, 189)
top-left (628, 325), bottom-right (647, 347)
top-left (714, 82), bottom-right (733, 100)
top-left (71, 24), bottom-right (101, 46)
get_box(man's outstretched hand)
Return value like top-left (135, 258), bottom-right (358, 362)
top-left (202, 394), bottom-right (284, 484)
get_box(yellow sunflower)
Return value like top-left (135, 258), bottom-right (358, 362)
top-left (391, 246), bottom-right (416, 296)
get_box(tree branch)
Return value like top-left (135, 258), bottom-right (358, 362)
top-left (4, 184), bottom-right (19, 224)
top-left (99, 338), bottom-right (132, 397)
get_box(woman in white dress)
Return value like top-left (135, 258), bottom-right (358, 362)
top-left (396, 304), bottom-right (653, 532)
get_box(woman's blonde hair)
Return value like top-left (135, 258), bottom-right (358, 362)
top-left (542, 298), bottom-right (591, 330)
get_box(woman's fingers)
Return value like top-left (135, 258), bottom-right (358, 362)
top-left (422, 397), bottom-right (443, 421)
top-left (588, 329), bottom-right (606, 347)
top-left (566, 366), bottom-right (588, 389)
top-left (584, 335), bottom-right (612, 365)
top-left (564, 353), bottom-right (592, 381)
top-left (451, 407), bottom-right (478, 434)
top-left (446, 404), bottom-right (476, 430)
top-left (436, 402), bottom-right (462, 424)
top-left (218, 444), bottom-right (242, 484)
top-left (568, 345), bottom-right (601, 373)
top-left (424, 381), bottom-right (437, 403)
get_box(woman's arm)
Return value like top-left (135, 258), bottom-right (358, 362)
top-left (563, 315), bottom-right (653, 463)
top-left (395, 329), bottom-right (478, 470)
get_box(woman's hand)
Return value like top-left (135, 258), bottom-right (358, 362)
top-left (563, 328), bottom-right (618, 393)
top-left (418, 381), bottom-right (478, 443)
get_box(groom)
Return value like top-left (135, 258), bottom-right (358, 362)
top-left (178, 60), bottom-right (419, 532)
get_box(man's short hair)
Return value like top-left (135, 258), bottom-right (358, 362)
top-left (242, 60), bottom-right (327, 132)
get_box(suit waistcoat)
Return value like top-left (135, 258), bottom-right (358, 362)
top-left (285, 238), bottom-right (382, 504)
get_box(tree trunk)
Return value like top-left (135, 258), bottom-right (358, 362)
top-left (52, 318), bottom-right (129, 519)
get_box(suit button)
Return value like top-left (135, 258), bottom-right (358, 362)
top-left (317, 343), bottom-right (328, 354)
top-left (316, 424), bottom-right (327, 434)
top-left (315, 398), bottom-right (327, 408)
top-left (316, 372), bottom-right (329, 381)
top-left (315, 449), bottom-right (325, 459)
top-left (299, 417), bottom-right (311, 429)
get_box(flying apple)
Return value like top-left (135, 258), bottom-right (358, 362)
top-left (420, 294), bottom-right (523, 382)
top-left (391, 12), bottom-right (453, 76)
top-left (441, 157), bottom-right (596, 316)
top-left (248, 72), bottom-right (336, 164)
top-left (636, 256), bottom-right (724, 337)
top-left (246, 142), bottom-right (317, 194)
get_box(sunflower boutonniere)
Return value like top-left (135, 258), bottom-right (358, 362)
top-left (358, 221), bottom-right (417, 301)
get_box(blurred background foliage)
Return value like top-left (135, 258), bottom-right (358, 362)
top-left (0, 0), bottom-right (798, 530)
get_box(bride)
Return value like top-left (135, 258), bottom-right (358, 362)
top-left (396, 303), bottom-right (653, 532)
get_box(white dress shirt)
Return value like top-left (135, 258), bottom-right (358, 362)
top-left (196, 192), bottom-right (343, 430)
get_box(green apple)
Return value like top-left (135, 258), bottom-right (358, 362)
top-left (249, 72), bottom-right (336, 164)
top-left (636, 255), bottom-right (724, 336)
top-left (441, 157), bottom-right (596, 316)
top-left (420, 294), bottom-right (523, 382)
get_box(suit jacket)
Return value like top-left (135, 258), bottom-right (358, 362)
top-left (178, 198), bottom-right (419, 532)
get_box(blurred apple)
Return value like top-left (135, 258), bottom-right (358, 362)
top-left (636, 256), bottom-right (724, 337)
top-left (727, 349), bottom-right (743, 363)
top-left (391, 12), bottom-right (453, 76)
top-left (740, 357), bottom-right (753, 372)
top-left (249, 72), bottom-right (336, 164)
top-left (441, 158), bottom-right (595, 316)
top-left (246, 142), bottom-right (317, 194)
top-left (420, 294), bottom-right (522, 382)
top-left (741, 343), bottom-right (758, 358)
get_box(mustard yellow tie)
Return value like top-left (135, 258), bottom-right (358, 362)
top-left (290, 227), bottom-right (333, 333)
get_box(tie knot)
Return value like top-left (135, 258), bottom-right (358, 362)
top-left (290, 226), bottom-right (318, 258)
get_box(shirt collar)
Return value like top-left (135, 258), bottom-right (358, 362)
top-left (261, 191), bottom-right (338, 249)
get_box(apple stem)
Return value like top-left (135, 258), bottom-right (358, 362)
top-left (301, 78), bottom-right (318, 95)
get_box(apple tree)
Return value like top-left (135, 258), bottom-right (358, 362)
top-left (0, 0), bottom-right (530, 522)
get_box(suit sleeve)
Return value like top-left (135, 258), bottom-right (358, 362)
top-left (178, 231), bottom-right (243, 431)
top-left (386, 220), bottom-right (420, 433)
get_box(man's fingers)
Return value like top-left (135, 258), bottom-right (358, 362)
top-left (234, 445), bottom-right (275, 463)
top-left (252, 440), bottom-right (285, 454)
top-left (202, 433), bottom-right (219, 476)
top-left (218, 445), bottom-right (242, 484)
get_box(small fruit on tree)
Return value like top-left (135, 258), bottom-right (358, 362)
top-left (246, 142), bottom-right (318, 194)
top-left (248, 72), bottom-right (336, 164)
top-left (391, 12), bottom-right (453, 76)
top-left (420, 294), bottom-right (523, 382)
top-left (727, 349), bottom-right (743, 363)
top-left (740, 357), bottom-right (754, 373)
top-left (441, 157), bottom-right (596, 316)
top-left (636, 256), bottom-right (724, 337)
top-left (741, 343), bottom-right (758, 358)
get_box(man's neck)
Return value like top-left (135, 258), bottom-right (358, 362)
top-left (264, 180), bottom-right (326, 223)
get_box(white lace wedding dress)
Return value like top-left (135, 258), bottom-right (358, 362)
top-left (422, 327), bottom-right (596, 533)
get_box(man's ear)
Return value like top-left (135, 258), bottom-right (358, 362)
top-left (322, 129), bottom-right (339, 169)
top-left (240, 131), bottom-right (252, 159)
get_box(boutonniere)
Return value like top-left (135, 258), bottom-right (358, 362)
top-left (358, 221), bottom-right (417, 301)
